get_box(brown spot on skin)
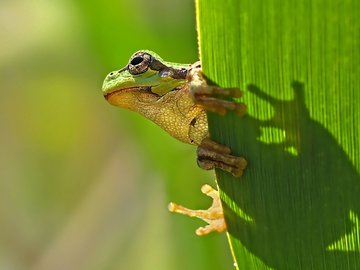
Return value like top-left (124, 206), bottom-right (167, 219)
top-left (190, 118), bottom-right (197, 127)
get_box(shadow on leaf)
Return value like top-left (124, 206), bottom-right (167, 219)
top-left (213, 81), bottom-right (360, 269)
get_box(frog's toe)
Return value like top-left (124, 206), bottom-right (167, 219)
top-left (191, 85), bottom-right (243, 98)
top-left (188, 65), bottom-right (246, 116)
top-left (190, 85), bottom-right (247, 116)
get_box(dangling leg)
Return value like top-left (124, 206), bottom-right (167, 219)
top-left (168, 184), bottom-right (226, 235)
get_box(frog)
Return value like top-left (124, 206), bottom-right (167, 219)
top-left (102, 50), bottom-right (247, 235)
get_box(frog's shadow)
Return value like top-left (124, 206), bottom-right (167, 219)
top-left (218, 81), bottom-right (360, 269)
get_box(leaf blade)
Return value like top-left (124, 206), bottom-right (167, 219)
top-left (197, 0), bottom-right (360, 269)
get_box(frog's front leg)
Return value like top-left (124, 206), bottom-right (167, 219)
top-left (168, 184), bottom-right (225, 235)
top-left (198, 138), bottom-right (247, 177)
top-left (188, 62), bottom-right (247, 116)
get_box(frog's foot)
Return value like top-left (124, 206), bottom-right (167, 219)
top-left (197, 138), bottom-right (247, 177)
top-left (168, 184), bottom-right (226, 236)
top-left (188, 65), bottom-right (247, 116)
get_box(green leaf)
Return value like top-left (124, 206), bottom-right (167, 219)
top-left (196, 0), bottom-right (360, 269)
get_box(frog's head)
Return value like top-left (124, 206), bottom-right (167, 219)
top-left (102, 50), bottom-right (191, 111)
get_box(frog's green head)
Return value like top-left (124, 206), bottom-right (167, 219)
top-left (102, 50), bottom-right (191, 111)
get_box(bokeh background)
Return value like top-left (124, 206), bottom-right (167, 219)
top-left (0, 0), bottom-right (233, 269)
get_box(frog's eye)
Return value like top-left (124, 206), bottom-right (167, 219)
top-left (128, 52), bottom-right (151, 75)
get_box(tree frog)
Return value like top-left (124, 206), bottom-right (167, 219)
top-left (102, 51), bottom-right (247, 235)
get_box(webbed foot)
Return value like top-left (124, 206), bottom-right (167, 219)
top-left (197, 138), bottom-right (247, 177)
top-left (168, 184), bottom-right (226, 235)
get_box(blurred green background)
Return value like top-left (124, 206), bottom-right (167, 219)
top-left (0, 0), bottom-right (232, 269)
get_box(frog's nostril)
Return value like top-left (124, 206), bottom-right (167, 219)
top-left (130, 56), bottom-right (143, 65)
top-left (109, 72), bottom-right (114, 76)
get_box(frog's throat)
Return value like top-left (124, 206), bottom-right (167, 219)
top-left (104, 85), bottom-right (161, 114)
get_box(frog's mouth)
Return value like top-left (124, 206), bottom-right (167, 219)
top-left (104, 86), bottom-right (155, 101)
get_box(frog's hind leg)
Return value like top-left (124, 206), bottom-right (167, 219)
top-left (197, 138), bottom-right (247, 177)
top-left (168, 184), bottom-right (226, 235)
top-left (188, 65), bottom-right (246, 116)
